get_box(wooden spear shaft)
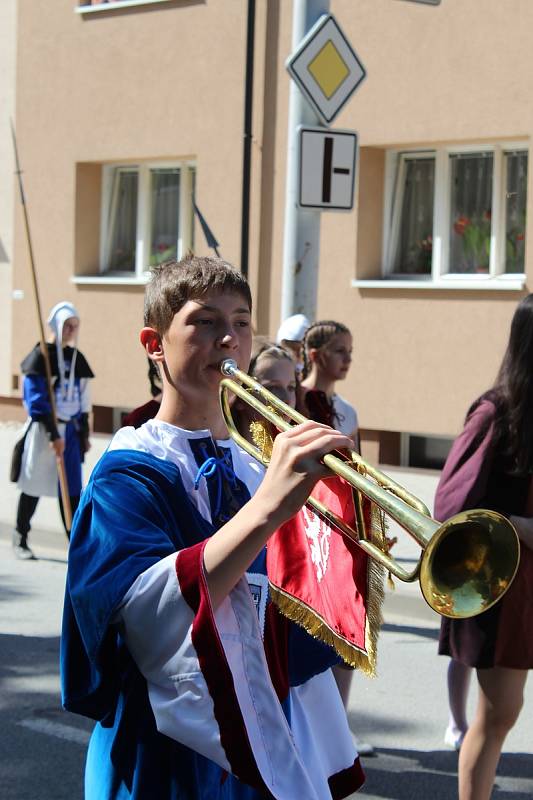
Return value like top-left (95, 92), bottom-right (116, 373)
top-left (11, 122), bottom-right (72, 533)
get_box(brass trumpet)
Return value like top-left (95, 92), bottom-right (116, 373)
top-left (219, 358), bottom-right (520, 620)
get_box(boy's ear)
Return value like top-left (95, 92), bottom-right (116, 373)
top-left (140, 327), bottom-right (164, 362)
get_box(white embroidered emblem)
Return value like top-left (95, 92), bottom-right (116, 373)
top-left (302, 505), bottom-right (331, 582)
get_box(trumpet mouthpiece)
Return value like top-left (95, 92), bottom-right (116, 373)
top-left (220, 359), bottom-right (238, 376)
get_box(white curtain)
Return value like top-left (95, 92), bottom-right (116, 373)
top-left (393, 157), bottom-right (435, 275)
top-left (150, 168), bottom-right (180, 265)
top-left (505, 151), bottom-right (528, 274)
top-left (108, 169), bottom-right (138, 272)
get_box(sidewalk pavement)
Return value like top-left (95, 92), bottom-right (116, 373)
top-left (0, 421), bottom-right (442, 625)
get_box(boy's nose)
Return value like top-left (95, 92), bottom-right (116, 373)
top-left (218, 331), bottom-right (238, 347)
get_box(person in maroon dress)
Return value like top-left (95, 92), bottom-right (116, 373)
top-left (435, 293), bottom-right (533, 800)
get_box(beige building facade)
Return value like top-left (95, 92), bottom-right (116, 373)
top-left (5, 0), bottom-right (531, 466)
top-left (0, 0), bottom-right (17, 400)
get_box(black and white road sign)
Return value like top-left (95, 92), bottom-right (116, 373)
top-left (298, 126), bottom-right (358, 210)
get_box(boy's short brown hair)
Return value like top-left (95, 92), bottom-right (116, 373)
top-left (144, 255), bottom-right (252, 334)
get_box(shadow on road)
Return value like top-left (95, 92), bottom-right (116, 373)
top-left (30, 555), bottom-right (68, 566)
top-left (0, 632), bottom-right (91, 800)
top-left (359, 747), bottom-right (533, 799)
top-left (0, 563), bottom-right (67, 612)
top-left (0, 632), bottom-right (61, 684)
top-left (381, 621), bottom-right (440, 641)
top-left (0, 576), bottom-right (34, 604)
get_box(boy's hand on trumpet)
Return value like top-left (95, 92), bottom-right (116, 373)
top-left (255, 420), bottom-right (355, 527)
top-left (203, 420), bottom-right (354, 608)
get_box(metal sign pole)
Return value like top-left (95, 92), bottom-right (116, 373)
top-left (280, 0), bottom-right (329, 323)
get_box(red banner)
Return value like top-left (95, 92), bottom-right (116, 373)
top-left (266, 475), bottom-right (384, 675)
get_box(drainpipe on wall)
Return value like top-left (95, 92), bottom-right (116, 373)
top-left (240, 0), bottom-right (256, 279)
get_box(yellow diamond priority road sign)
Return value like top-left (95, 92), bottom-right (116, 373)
top-left (287, 14), bottom-right (366, 126)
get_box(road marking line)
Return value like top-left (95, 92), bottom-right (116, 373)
top-left (19, 718), bottom-right (90, 745)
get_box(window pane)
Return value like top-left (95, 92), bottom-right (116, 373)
top-left (150, 168), bottom-right (180, 265)
top-left (449, 152), bottom-right (493, 274)
top-left (108, 170), bottom-right (138, 272)
top-left (505, 151), bottom-right (528, 274)
top-left (393, 157), bottom-right (434, 275)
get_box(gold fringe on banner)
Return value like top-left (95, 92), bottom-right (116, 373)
top-left (250, 419), bottom-right (274, 463)
top-left (269, 501), bottom-right (387, 677)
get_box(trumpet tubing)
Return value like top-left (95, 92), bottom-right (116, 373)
top-left (219, 359), bottom-right (520, 620)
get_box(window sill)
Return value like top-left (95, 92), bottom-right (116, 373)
top-left (76, 0), bottom-right (171, 14)
top-left (351, 276), bottom-right (526, 291)
top-left (72, 274), bottom-right (149, 285)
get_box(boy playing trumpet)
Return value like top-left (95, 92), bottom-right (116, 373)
top-left (61, 256), bottom-right (364, 799)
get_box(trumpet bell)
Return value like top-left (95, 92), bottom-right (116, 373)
top-left (420, 510), bottom-right (520, 619)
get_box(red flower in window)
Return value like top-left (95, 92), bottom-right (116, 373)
top-left (454, 216), bottom-right (470, 236)
top-left (454, 212), bottom-right (491, 270)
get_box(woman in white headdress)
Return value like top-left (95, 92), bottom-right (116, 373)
top-left (13, 301), bottom-right (94, 559)
top-left (275, 313), bottom-right (310, 375)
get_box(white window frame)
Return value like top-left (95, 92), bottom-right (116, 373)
top-left (99, 160), bottom-right (195, 279)
top-left (359, 142), bottom-right (528, 291)
top-left (76, 0), bottom-right (172, 14)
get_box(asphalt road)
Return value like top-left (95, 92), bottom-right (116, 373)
top-left (0, 532), bottom-right (91, 799)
